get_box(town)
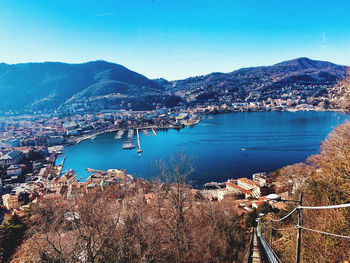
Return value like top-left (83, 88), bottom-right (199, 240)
top-left (0, 98), bottom-right (340, 224)
top-left (0, 110), bottom-right (284, 228)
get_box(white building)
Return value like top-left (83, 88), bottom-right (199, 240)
top-left (252, 173), bottom-right (272, 186)
top-left (6, 165), bottom-right (22, 177)
top-left (0, 150), bottom-right (23, 166)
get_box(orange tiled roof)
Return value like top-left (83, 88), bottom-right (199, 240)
top-left (225, 182), bottom-right (252, 195)
top-left (237, 178), bottom-right (257, 186)
top-left (252, 200), bottom-right (265, 206)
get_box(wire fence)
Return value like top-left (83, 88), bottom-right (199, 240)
top-left (257, 200), bottom-right (350, 262)
top-left (262, 202), bottom-right (350, 238)
top-left (270, 207), bottom-right (297, 222)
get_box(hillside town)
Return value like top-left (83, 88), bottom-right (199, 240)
top-left (0, 99), bottom-right (340, 225)
top-left (0, 122), bottom-right (282, 228)
top-left (1, 92), bottom-right (346, 148)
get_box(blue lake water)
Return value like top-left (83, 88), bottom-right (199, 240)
top-left (62, 111), bottom-right (349, 186)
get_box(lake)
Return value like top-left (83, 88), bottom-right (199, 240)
top-left (62, 111), bottom-right (349, 187)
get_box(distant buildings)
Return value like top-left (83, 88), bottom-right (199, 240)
top-left (0, 150), bottom-right (24, 166)
top-left (6, 164), bottom-right (22, 177)
top-left (252, 173), bottom-right (272, 185)
top-left (2, 193), bottom-right (20, 210)
top-left (50, 171), bottom-right (77, 191)
top-left (237, 177), bottom-right (273, 198)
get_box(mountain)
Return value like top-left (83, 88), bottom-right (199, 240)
top-left (0, 61), bottom-right (181, 113)
top-left (0, 58), bottom-right (348, 114)
top-left (167, 57), bottom-right (348, 106)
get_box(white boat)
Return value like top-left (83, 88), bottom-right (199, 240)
top-left (136, 129), bottom-right (143, 154)
top-left (115, 130), bottom-right (124, 139)
top-left (204, 182), bottom-right (220, 189)
top-left (151, 128), bottom-right (157, 136)
top-left (123, 141), bottom-right (135, 150)
top-left (128, 129), bottom-right (134, 139)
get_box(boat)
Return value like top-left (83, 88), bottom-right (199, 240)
top-left (115, 130), bottom-right (124, 139)
top-left (151, 128), bottom-right (157, 136)
top-left (90, 135), bottom-right (96, 140)
top-left (142, 129), bottom-right (149, 136)
top-left (122, 141), bottom-right (135, 150)
top-left (184, 119), bottom-right (200, 126)
top-left (240, 148), bottom-right (247, 151)
top-left (128, 129), bottom-right (134, 139)
top-left (136, 129), bottom-right (143, 154)
top-left (204, 182), bottom-right (220, 189)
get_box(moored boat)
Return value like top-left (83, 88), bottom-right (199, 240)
top-left (123, 141), bottom-right (135, 149)
top-left (115, 130), bottom-right (124, 139)
top-left (128, 129), bottom-right (134, 139)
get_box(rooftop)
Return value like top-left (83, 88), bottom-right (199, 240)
top-left (0, 150), bottom-right (22, 160)
top-left (225, 182), bottom-right (252, 195)
top-left (237, 178), bottom-right (257, 186)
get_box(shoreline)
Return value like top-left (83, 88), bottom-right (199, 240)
top-left (56, 110), bottom-right (350, 186)
top-left (65, 124), bottom-right (184, 146)
top-left (64, 108), bottom-right (348, 147)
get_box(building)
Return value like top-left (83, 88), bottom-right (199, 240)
top-left (47, 136), bottom-right (64, 146)
top-left (225, 181), bottom-right (253, 198)
top-left (237, 178), bottom-right (257, 191)
top-left (252, 185), bottom-right (273, 198)
top-left (0, 150), bottom-right (24, 166)
top-left (35, 135), bottom-right (48, 145)
top-left (6, 165), bottom-right (22, 177)
top-left (2, 193), bottom-right (20, 210)
top-left (237, 178), bottom-right (271, 198)
top-left (50, 171), bottom-right (77, 191)
top-left (252, 173), bottom-right (272, 186)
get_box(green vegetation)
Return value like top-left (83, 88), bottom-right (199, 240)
top-left (0, 214), bottom-right (27, 263)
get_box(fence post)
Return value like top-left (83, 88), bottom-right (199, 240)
top-left (270, 214), bottom-right (273, 248)
top-left (296, 193), bottom-right (303, 263)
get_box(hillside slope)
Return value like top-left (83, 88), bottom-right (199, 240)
top-left (0, 61), bottom-right (176, 112)
top-left (168, 57), bottom-right (348, 106)
top-left (0, 58), bottom-right (348, 113)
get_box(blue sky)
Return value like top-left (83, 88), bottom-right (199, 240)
top-left (1, 0), bottom-right (350, 80)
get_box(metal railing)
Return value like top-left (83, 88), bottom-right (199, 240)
top-left (247, 228), bottom-right (255, 263)
top-left (257, 227), bottom-right (283, 263)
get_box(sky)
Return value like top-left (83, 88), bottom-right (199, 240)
top-left (1, 0), bottom-right (350, 80)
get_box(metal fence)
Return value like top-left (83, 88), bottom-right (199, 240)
top-left (256, 227), bottom-right (283, 263)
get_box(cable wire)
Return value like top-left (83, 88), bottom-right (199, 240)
top-left (271, 207), bottom-right (298, 222)
top-left (300, 226), bottom-right (350, 239)
top-left (300, 203), bottom-right (350, 210)
top-left (271, 225), bottom-right (298, 231)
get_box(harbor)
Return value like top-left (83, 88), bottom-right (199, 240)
top-left (66, 124), bottom-right (175, 146)
top-left (60, 111), bottom-right (349, 184)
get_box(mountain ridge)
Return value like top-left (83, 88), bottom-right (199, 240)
top-left (0, 57), bottom-right (348, 113)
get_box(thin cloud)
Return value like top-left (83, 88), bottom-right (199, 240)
top-left (97, 12), bottom-right (114, 17)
